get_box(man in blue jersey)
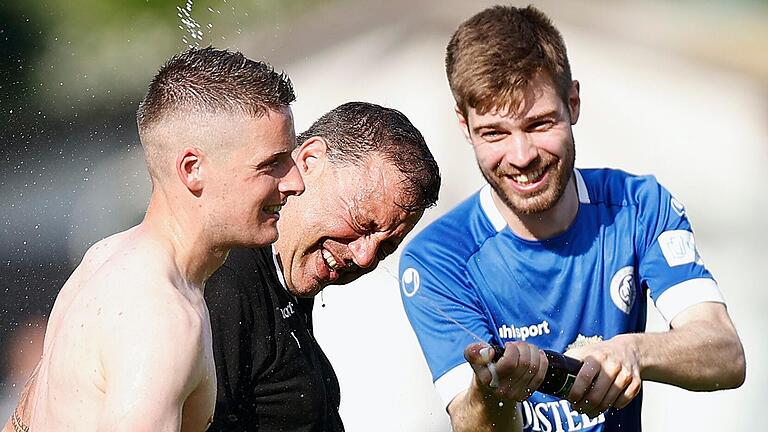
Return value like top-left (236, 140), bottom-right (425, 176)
top-left (399, 5), bottom-right (745, 432)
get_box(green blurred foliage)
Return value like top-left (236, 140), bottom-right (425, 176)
top-left (0, 0), bottom-right (325, 142)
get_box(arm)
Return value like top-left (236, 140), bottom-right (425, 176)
top-left (562, 178), bottom-right (746, 418)
top-left (564, 302), bottom-right (745, 418)
top-left (97, 299), bottom-right (205, 432)
top-left (637, 301), bottom-right (744, 388)
top-left (447, 342), bottom-right (548, 432)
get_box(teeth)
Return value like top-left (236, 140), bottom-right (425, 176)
top-left (512, 167), bottom-right (546, 185)
top-left (263, 204), bottom-right (283, 214)
top-left (322, 249), bottom-right (338, 270)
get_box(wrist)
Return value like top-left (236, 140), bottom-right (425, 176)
top-left (614, 332), bottom-right (645, 374)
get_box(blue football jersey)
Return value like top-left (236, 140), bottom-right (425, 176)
top-left (399, 169), bottom-right (724, 432)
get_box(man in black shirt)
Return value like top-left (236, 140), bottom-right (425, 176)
top-left (205, 102), bottom-right (441, 431)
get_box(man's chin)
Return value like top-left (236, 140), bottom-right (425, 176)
top-left (501, 190), bottom-right (560, 215)
top-left (287, 279), bottom-right (325, 298)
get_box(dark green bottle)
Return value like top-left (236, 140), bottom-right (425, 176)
top-left (491, 345), bottom-right (583, 399)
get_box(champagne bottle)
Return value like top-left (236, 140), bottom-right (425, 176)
top-left (491, 345), bottom-right (582, 399)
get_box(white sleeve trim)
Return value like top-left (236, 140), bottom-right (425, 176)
top-left (434, 362), bottom-right (474, 411)
top-left (654, 278), bottom-right (725, 324)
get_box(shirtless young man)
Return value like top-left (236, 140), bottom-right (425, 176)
top-left (3, 47), bottom-right (304, 432)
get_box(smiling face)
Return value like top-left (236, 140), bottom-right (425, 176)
top-left (202, 107), bottom-right (305, 247)
top-left (458, 74), bottom-right (580, 216)
top-left (275, 139), bottom-right (423, 297)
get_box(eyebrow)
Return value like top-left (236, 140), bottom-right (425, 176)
top-left (471, 109), bottom-right (561, 135)
top-left (253, 150), bottom-right (291, 169)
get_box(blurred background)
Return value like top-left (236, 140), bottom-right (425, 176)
top-left (1, 0), bottom-right (766, 430)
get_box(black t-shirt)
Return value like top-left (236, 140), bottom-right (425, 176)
top-left (205, 247), bottom-right (343, 432)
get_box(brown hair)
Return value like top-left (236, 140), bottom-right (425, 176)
top-left (446, 5), bottom-right (572, 117)
top-left (297, 102), bottom-right (440, 213)
top-left (136, 47), bottom-right (295, 179)
top-left (137, 47), bottom-right (294, 131)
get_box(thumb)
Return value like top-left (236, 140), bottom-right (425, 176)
top-left (563, 345), bottom-right (587, 361)
top-left (464, 342), bottom-right (498, 366)
top-left (464, 342), bottom-right (502, 389)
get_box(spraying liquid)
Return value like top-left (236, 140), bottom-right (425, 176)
top-left (177, 1), bottom-right (204, 48)
top-left (176, 0), bottom-right (243, 47)
top-left (380, 264), bottom-right (583, 399)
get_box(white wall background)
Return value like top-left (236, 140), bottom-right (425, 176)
top-left (295, 3), bottom-right (768, 431)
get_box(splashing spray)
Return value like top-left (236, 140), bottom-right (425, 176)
top-left (380, 264), bottom-right (583, 399)
top-left (177, 1), bottom-right (204, 48)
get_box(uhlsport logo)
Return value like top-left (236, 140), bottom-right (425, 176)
top-left (498, 320), bottom-right (551, 342)
top-left (610, 266), bottom-right (636, 314)
top-left (401, 267), bottom-right (420, 297)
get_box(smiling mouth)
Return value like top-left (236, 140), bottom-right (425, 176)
top-left (510, 164), bottom-right (549, 185)
top-left (321, 249), bottom-right (340, 271)
top-left (263, 204), bottom-right (284, 214)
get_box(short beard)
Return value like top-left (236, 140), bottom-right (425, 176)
top-left (483, 140), bottom-right (575, 215)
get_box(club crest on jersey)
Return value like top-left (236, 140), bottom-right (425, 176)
top-left (610, 266), bottom-right (636, 314)
top-left (401, 267), bottom-right (420, 298)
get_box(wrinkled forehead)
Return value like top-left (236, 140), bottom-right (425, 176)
top-left (338, 158), bottom-right (421, 232)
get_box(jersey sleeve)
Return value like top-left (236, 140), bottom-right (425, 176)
top-left (399, 242), bottom-right (491, 409)
top-left (634, 177), bottom-right (725, 324)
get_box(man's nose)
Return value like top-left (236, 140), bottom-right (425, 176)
top-left (503, 132), bottom-right (538, 168)
top-left (279, 161), bottom-right (305, 197)
top-left (348, 236), bottom-right (379, 269)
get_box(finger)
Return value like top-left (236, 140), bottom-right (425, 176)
top-left (464, 343), bottom-right (498, 390)
top-left (519, 349), bottom-right (548, 399)
top-left (495, 342), bottom-right (532, 382)
top-left (496, 345), bottom-right (546, 401)
top-left (464, 342), bottom-right (492, 364)
top-left (573, 361), bottom-right (619, 415)
top-left (593, 365), bottom-right (633, 413)
top-left (613, 369), bottom-right (642, 410)
top-left (484, 352), bottom-right (500, 388)
top-left (567, 357), bottom-right (599, 403)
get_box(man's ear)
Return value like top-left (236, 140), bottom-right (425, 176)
top-left (568, 80), bottom-right (581, 125)
top-left (454, 105), bottom-right (472, 144)
top-left (176, 147), bottom-right (205, 196)
top-left (293, 136), bottom-right (328, 178)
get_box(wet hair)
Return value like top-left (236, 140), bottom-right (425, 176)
top-left (136, 47), bottom-right (295, 179)
top-left (137, 46), bottom-right (294, 130)
top-left (446, 5), bottom-right (572, 116)
top-left (297, 102), bottom-right (441, 213)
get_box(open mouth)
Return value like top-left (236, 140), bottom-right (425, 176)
top-left (263, 203), bottom-right (284, 215)
top-left (510, 164), bottom-right (548, 186)
top-left (321, 248), bottom-right (340, 271)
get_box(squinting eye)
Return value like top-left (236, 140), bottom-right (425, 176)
top-left (530, 120), bottom-right (554, 131)
top-left (480, 130), bottom-right (507, 142)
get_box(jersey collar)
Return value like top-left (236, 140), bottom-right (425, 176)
top-left (270, 244), bottom-right (295, 298)
top-left (479, 169), bottom-right (591, 233)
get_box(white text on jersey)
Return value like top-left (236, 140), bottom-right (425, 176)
top-left (498, 320), bottom-right (551, 341)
